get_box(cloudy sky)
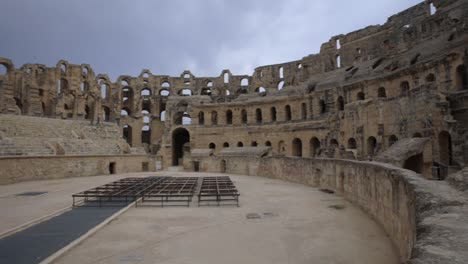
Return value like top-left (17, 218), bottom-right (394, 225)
top-left (0, 0), bottom-right (422, 80)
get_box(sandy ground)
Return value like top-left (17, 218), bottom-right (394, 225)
top-left (48, 172), bottom-right (399, 264)
top-left (0, 173), bottom-right (156, 234)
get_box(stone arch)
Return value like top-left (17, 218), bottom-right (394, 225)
top-left (271, 107), bottom-right (277, 122)
top-left (211, 111), bottom-right (218, 125)
top-left (241, 109), bottom-right (248, 124)
top-left (348, 138), bottom-right (357, 149)
top-left (278, 140), bottom-right (286, 154)
top-left (388, 135), bottom-right (398, 147)
top-left (367, 136), bottom-right (377, 156)
top-left (284, 105), bottom-right (292, 121)
top-left (337, 96), bottom-right (344, 111)
top-left (198, 111), bottom-right (205, 125)
top-left (172, 128), bottom-right (190, 166)
top-left (226, 110), bottom-right (233, 125)
top-left (237, 142), bottom-right (244, 147)
top-left (141, 125), bottom-right (151, 145)
top-left (292, 138), bottom-right (302, 157)
top-left (456, 65), bottom-right (467, 90)
top-left (377, 87), bottom-right (387, 98)
top-left (439, 131), bottom-right (452, 166)
top-left (123, 125), bottom-right (133, 146)
top-left (310, 137), bottom-right (320, 157)
top-left (255, 108), bottom-right (262, 124)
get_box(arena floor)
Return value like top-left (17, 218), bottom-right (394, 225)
top-left (0, 172), bottom-right (398, 264)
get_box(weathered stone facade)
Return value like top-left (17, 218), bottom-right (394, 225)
top-left (1, 0), bottom-right (467, 179)
top-left (1, 1), bottom-right (468, 263)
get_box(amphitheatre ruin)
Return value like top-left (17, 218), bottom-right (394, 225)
top-left (0, 0), bottom-right (468, 263)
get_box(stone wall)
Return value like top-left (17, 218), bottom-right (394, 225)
top-left (0, 154), bottom-right (155, 185)
top-left (196, 155), bottom-right (468, 263)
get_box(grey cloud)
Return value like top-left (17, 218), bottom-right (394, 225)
top-left (0, 0), bottom-right (422, 81)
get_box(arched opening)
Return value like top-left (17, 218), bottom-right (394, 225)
top-left (367, 136), bottom-right (377, 156)
top-left (278, 81), bottom-right (285, 90)
top-left (102, 106), bottom-right (110, 122)
top-left (456, 65), bottom-right (467, 90)
top-left (123, 125), bottom-right (132, 146)
top-left (0, 64), bottom-right (7, 75)
top-left (301, 103), bottom-right (307, 120)
top-left (85, 105), bottom-right (92, 120)
top-left (141, 88), bottom-right (151, 96)
top-left (41, 102), bottom-right (47, 116)
top-left (159, 89), bottom-right (170, 96)
top-left (179, 89), bottom-right (192, 96)
top-left (14, 97), bottom-right (23, 114)
top-left (58, 78), bottom-right (68, 95)
top-left (337, 96), bottom-right (344, 111)
top-left (60, 63), bottom-right (67, 75)
top-left (100, 84), bottom-right (108, 99)
top-left (161, 82), bottom-right (170, 88)
top-left (279, 67), bottom-right (284, 79)
top-left (122, 87), bottom-right (134, 109)
top-left (426, 73), bottom-right (436, 83)
top-left (265, 141), bottom-right (272, 147)
top-left (201, 88), bottom-right (212, 96)
top-left (121, 107), bottom-right (131, 116)
top-left (226, 110), bottom-right (233, 125)
top-left (256, 87), bottom-right (266, 94)
top-left (182, 112), bottom-right (192, 125)
top-left (237, 142), bottom-right (243, 147)
top-left (209, 143), bottom-right (216, 150)
top-left (330, 139), bottom-right (339, 149)
top-left (81, 82), bottom-right (89, 92)
top-left (211, 111), bottom-right (218, 125)
top-left (271, 107), bottom-right (277, 122)
top-left (241, 78), bottom-right (249, 86)
top-left (255, 108), bottom-right (262, 124)
top-left (377, 87), bottom-right (387, 98)
top-left (160, 110), bottom-right (166, 121)
top-left (389, 135), bottom-right (398, 147)
top-left (198, 111), bottom-right (205, 125)
top-left (223, 142), bottom-right (229, 148)
top-left (336, 55), bottom-right (341, 68)
top-left (292, 138), bottom-right (302, 157)
top-left (310, 137), bottom-right (321, 157)
top-left (439, 131), bottom-right (452, 166)
top-left (224, 73), bottom-right (229, 84)
top-left (403, 154), bottom-right (423, 174)
top-left (141, 126), bottom-right (151, 144)
top-left (278, 141), bottom-right (286, 154)
top-left (142, 100), bottom-right (151, 113)
top-left (400, 81), bottom-right (410, 95)
top-left (348, 138), bottom-right (357, 149)
top-left (357, 92), bottom-right (365, 101)
top-left (172, 128), bottom-right (190, 166)
top-left (319, 100), bottom-right (327, 114)
top-left (251, 141), bottom-right (258, 147)
top-left (284, 105), bottom-right (292, 121)
top-left (241, 109), bottom-right (247, 124)
top-left (413, 132), bottom-right (423, 138)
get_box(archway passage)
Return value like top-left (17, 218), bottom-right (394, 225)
top-left (439, 131), bottom-right (452, 166)
top-left (403, 153), bottom-right (423, 174)
top-left (172, 128), bottom-right (190, 166)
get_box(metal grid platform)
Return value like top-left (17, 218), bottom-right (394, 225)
top-left (198, 176), bottom-right (240, 206)
top-left (72, 177), bottom-right (170, 207)
top-left (139, 177), bottom-right (198, 207)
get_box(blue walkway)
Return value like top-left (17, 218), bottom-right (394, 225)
top-left (0, 206), bottom-right (123, 264)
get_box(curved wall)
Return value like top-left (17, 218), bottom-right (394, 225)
top-left (196, 155), bottom-right (467, 263)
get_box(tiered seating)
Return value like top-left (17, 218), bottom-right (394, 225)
top-left (0, 114), bottom-right (144, 156)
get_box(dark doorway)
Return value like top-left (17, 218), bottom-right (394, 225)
top-left (172, 128), bottom-right (190, 166)
top-left (403, 154), bottom-right (423, 174)
top-left (109, 162), bottom-right (116, 174)
top-left (142, 162), bottom-right (149, 172)
top-left (123, 125), bottom-right (132, 146)
top-left (194, 161), bottom-right (200, 172)
top-left (439, 131), bottom-right (452, 166)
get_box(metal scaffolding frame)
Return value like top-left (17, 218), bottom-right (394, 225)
top-left (197, 176), bottom-right (240, 206)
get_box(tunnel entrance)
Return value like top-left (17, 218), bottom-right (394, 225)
top-left (172, 128), bottom-right (190, 166)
